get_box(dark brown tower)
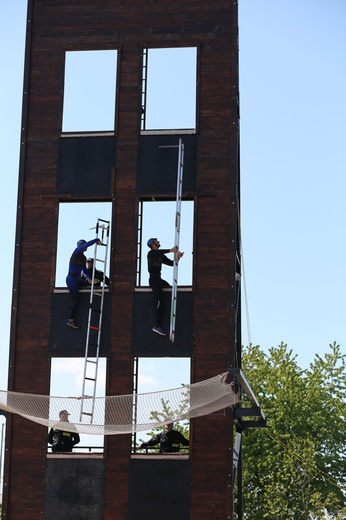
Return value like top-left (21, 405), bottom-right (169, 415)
top-left (3, 0), bottom-right (241, 518)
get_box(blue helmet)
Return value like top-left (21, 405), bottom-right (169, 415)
top-left (77, 239), bottom-right (87, 247)
top-left (147, 237), bottom-right (157, 248)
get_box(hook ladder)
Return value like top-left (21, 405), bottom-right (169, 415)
top-left (169, 138), bottom-right (184, 343)
top-left (80, 218), bottom-right (110, 422)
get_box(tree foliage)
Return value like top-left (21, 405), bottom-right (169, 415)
top-left (239, 342), bottom-right (346, 519)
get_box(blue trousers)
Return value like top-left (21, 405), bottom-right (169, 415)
top-left (66, 275), bottom-right (82, 320)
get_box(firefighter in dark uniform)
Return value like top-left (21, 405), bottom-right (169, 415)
top-left (147, 238), bottom-right (183, 336)
top-left (48, 410), bottom-right (80, 453)
top-left (138, 423), bottom-right (189, 453)
top-left (84, 257), bottom-right (110, 287)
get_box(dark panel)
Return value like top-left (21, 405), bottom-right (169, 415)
top-left (137, 135), bottom-right (197, 195)
top-left (129, 458), bottom-right (191, 520)
top-left (44, 458), bottom-right (105, 520)
top-left (57, 136), bottom-right (115, 196)
top-left (49, 292), bottom-right (111, 356)
top-left (131, 291), bottom-right (194, 356)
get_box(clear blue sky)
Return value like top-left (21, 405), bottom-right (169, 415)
top-left (239, 0), bottom-right (346, 367)
top-left (1, 0), bottom-right (346, 404)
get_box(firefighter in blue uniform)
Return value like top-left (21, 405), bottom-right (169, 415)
top-left (66, 238), bottom-right (101, 329)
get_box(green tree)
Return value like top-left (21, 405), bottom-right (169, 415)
top-left (240, 342), bottom-right (346, 519)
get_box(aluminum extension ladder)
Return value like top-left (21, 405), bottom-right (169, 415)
top-left (169, 138), bottom-right (184, 343)
top-left (80, 218), bottom-right (110, 422)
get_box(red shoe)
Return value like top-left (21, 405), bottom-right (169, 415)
top-left (67, 320), bottom-right (80, 329)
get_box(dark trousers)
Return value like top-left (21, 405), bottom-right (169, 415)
top-left (66, 275), bottom-right (82, 320)
top-left (149, 275), bottom-right (170, 327)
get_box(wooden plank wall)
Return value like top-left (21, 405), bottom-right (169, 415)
top-left (3, 0), bottom-right (240, 518)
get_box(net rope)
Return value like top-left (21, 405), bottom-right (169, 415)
top-left (0, 372), bottom-right (239, 435)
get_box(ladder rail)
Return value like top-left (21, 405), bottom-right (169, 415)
top-left (131, 356), bottom-right (139, 451)
top-left (169, 139), bottom-right (184, 342)
top-left (80, 218), bottom-right (110, 422)
top-left (136, 201), bottom-right (144, 286)
top-left (140, 48), bottom-right (148, 131)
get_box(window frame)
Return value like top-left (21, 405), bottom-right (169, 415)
top-left (140, 46), bottom-right (199, 134)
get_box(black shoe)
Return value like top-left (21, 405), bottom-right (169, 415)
top-left (152, 326), bottom-right (166, 336)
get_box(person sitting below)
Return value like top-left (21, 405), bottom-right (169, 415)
top-left (138, 422), bottom-right (189, 453)
top-left (83, 257), bottom-right (110, 287)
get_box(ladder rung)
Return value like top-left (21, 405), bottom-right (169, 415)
top-left (87, 359), bottom-right (97, 365)
top-left (82, 412), bottom-right (93, 417)
top-left (90, 325), bottom-right (100, 331)
top-left (85, 377), bottom-right (96, 382)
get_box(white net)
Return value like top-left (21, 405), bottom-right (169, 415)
top-left (0, 372), bottom-right (239, 435)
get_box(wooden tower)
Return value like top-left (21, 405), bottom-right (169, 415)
top-left (3, 0), bottom-right (241, 518)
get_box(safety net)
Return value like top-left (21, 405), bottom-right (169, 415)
top-left (0, 372), bottom-right (239, 435)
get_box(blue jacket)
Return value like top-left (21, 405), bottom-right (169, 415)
top-left (67, 238), bottom-right (99, 280)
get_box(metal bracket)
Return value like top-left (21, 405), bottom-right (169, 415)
top-left (228, 367), bottom-right (267, 430)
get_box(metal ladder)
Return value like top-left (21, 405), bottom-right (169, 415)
top-left (140, 48), bottom-right (148, 131)
top-left (132, 356), bottom-right (139, 452)
top-left (80, 218), bottom-right (110, 423)
top-left (136, 201), bottom-right (144, 286)
top-left (169, 138), bottom-right (184, 343)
